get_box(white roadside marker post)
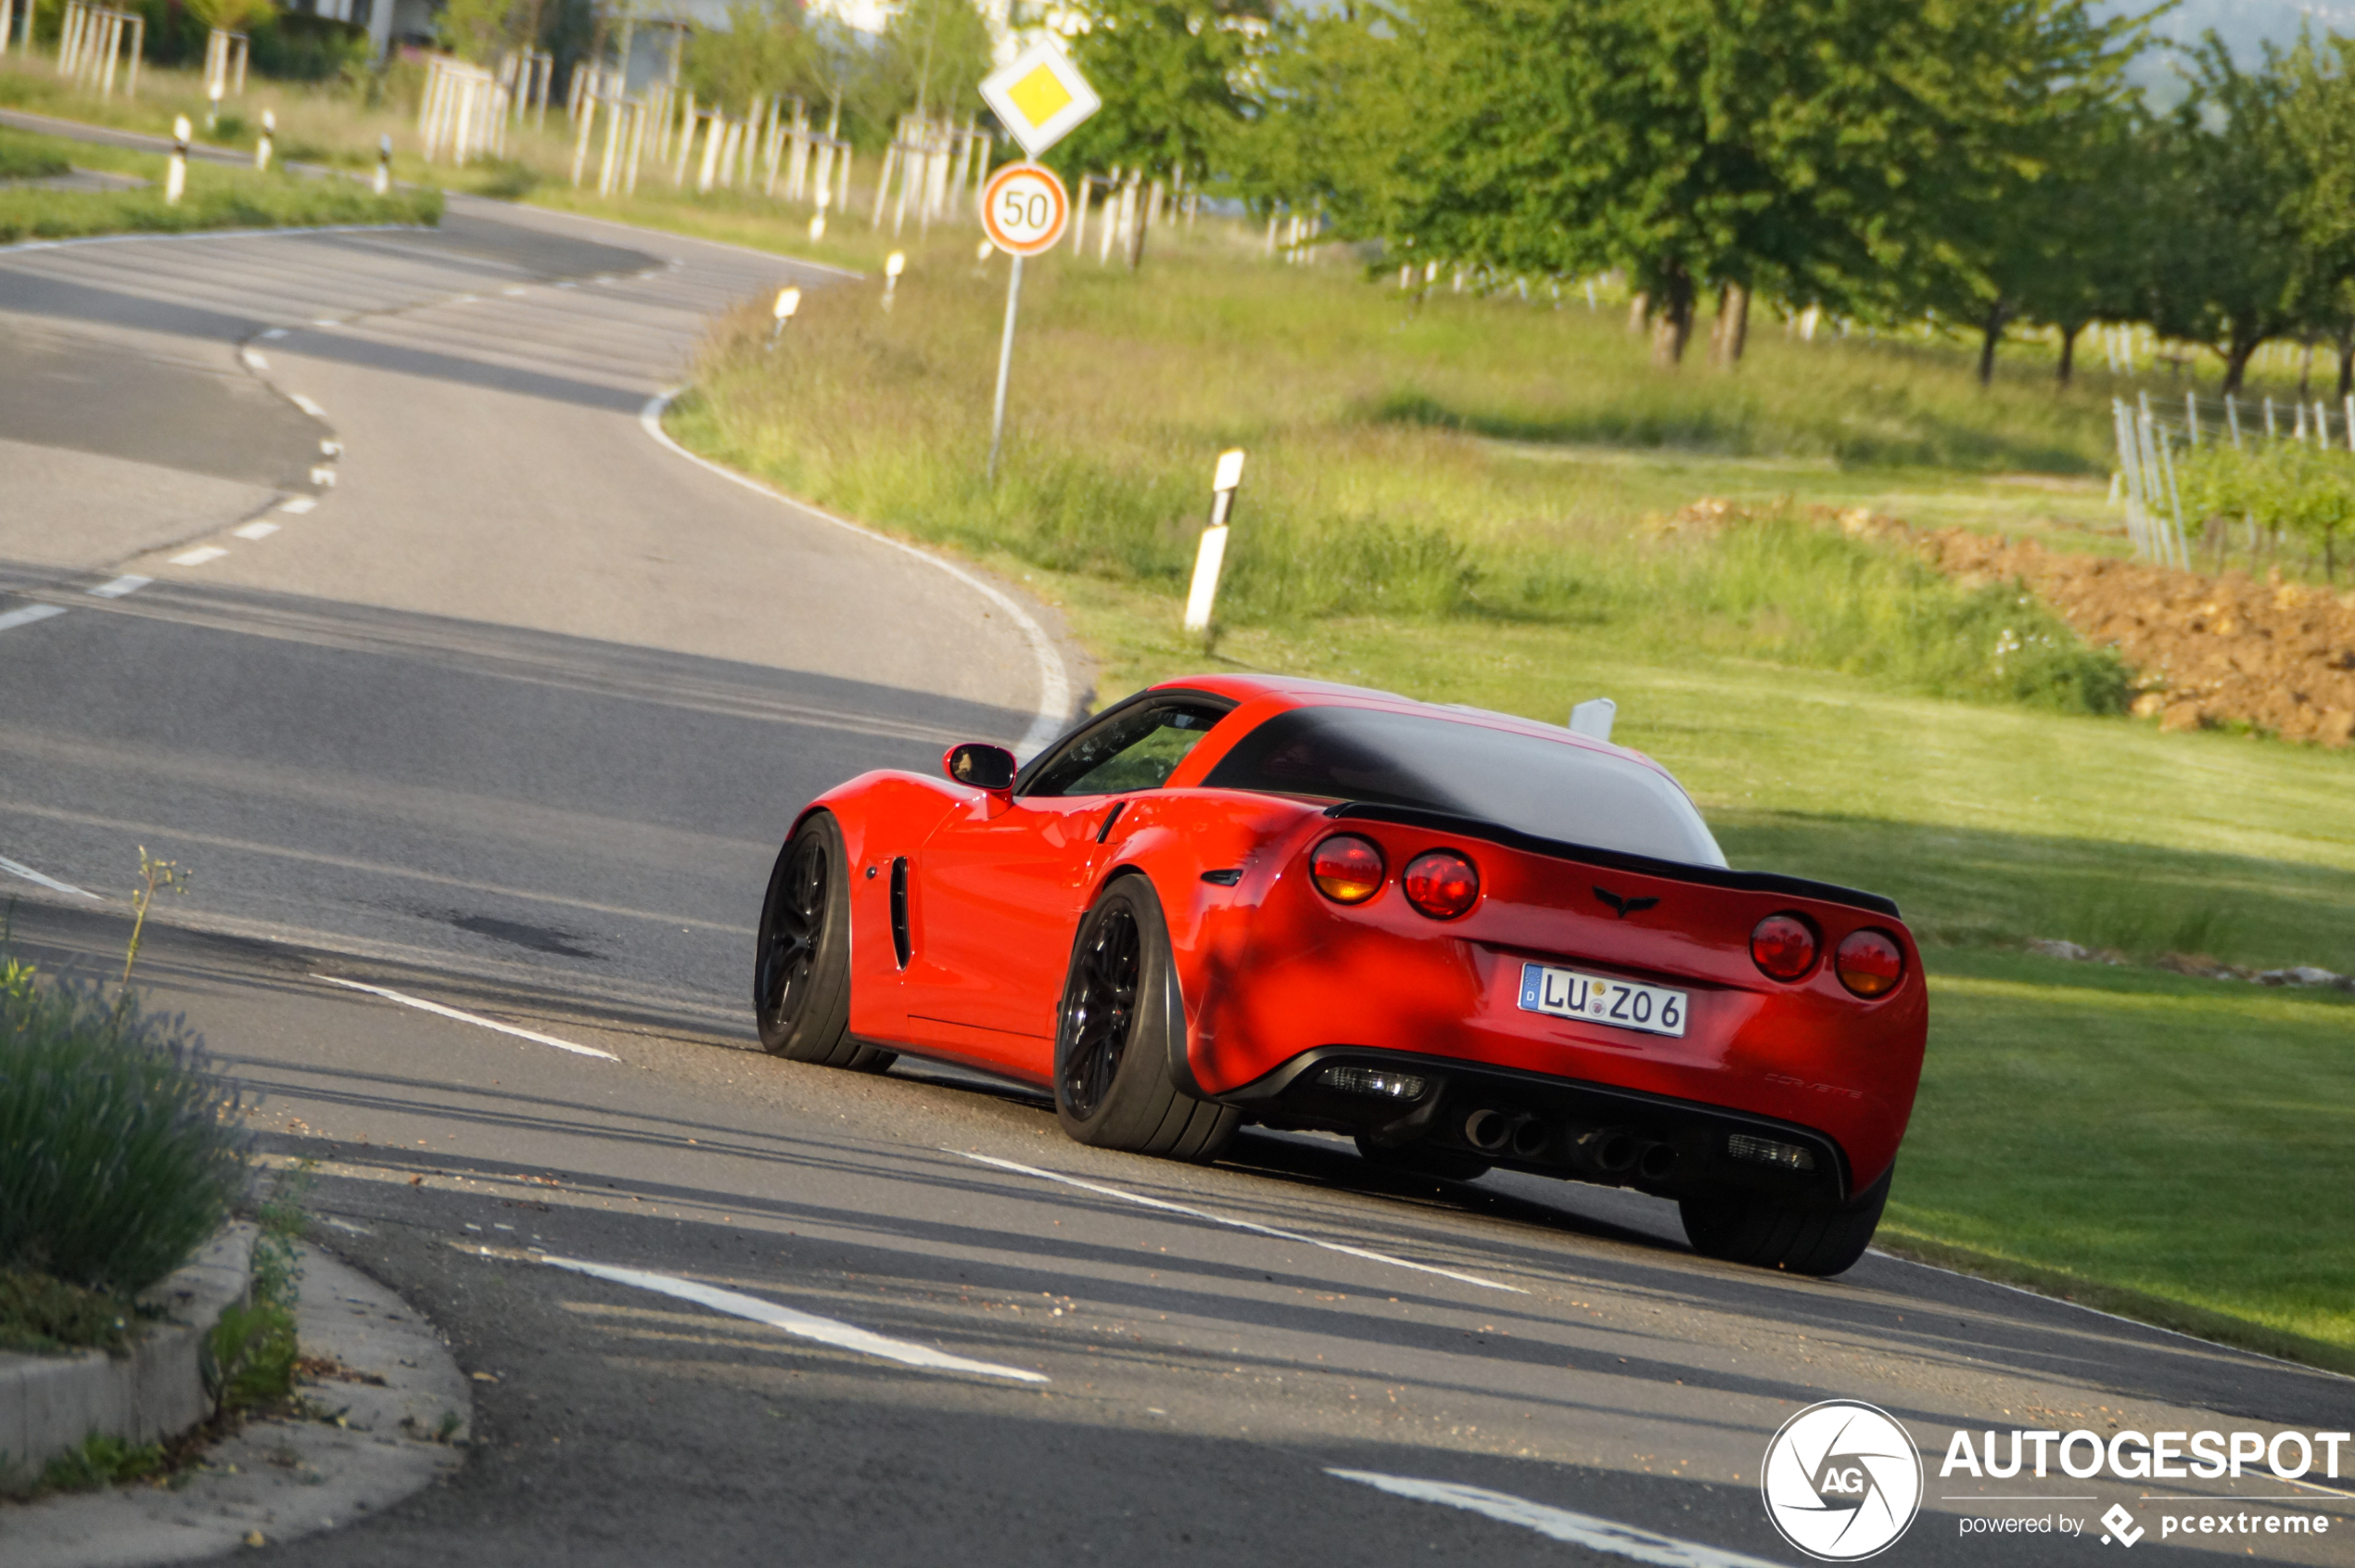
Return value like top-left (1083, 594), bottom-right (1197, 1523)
top-left (166, 114), bottom-right (188, 206)
top-left (808, 185), bottom-right (828, 243)
top-left (767, 285), bottom-right (800, 350)
top-left (255, 108), bottom-right (273, 172)
top-left (374, 133), bottom-right (391, 195)
top-left (1183, 449), bottom-right (1245, 635)
top-left (883, 249), bottom-right (904, 311)
top-left (207, 78), bottom-right (222, 131)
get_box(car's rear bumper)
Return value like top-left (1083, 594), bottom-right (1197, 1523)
top-left (1218, 1046), bottom-right (1853, 1206)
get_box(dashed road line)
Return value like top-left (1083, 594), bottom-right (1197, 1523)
top-left (314, 975), bottom-right (619, 1061)
top-left (0, 853), bottom-right (96, 899)
top-left (310, 466), bottom-right (337, 487)
top-left (233, 521), bottom-right (280, 540)
top-left (950, 1149), bottom-right (1524, 1294)
top-left (289, 393), bottom-right (326, 416)
top-left (538, 1256), bottom-right (1050, 1383)
top-left (281, 496), bottom-right (318, 515)
top-left (171, 545), bottom-right (229, 566)
top-left (87, 574), bottom-right (151, 598)
top-left (0, 605), bottom-right (70, 631)
top-left (1324, 1472), bottom-right (1789, 1568)
top-left (241, 348), bottom-right (268, 369)
top-left (260, 326), bottom-right (288, 339)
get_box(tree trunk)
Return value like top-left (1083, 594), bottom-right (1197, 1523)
top-left (1626, 291), bottom-right (1648, 334)
top-left (2221, 332), bottom-right (2262, 397)
top-left (2298, 338), bottom-right (2315, 399)
top-left (2056, 321), bottom-right (2081, 387)
top-left (1710, 284), bottom-right (1750, 367)
top-left (1649, 265), bottom-right (1695, 368)
top-left (2337, 331), bottom-right (2354, 401)
top-left (1976, 300), bottom-right (2010, 386)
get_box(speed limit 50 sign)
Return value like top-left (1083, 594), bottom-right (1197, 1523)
top-left (981, 162), bottom-right (1068, 256)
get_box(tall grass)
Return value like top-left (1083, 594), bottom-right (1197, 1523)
top-left (677, 236), bottom-right (2129, 714)
top-left (0, 965), bottom-right (249, 1297)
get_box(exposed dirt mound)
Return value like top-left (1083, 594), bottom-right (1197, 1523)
top-left (1915, 529), bottom-right (2355, 747)
top-left (1667, 499), bottom-right (2355, 746)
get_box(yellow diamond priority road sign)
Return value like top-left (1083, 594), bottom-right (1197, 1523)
top-left (979, 41), bottom-right (1100, 159)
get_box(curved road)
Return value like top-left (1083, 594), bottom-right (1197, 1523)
top-left (0, 168), bottom-right (2347, 1567)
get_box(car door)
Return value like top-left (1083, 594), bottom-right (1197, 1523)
top-left (907, 696), bottom-right (1233, 1065)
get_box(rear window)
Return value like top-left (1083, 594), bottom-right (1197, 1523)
top-left (1200, 706), bottom-right (1726, 867)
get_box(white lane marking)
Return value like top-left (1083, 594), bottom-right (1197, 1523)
top-left (313, 975), bottom-right (620, 1061)
top-left (171, 546), bottom-right (229, 566)
top-left (503, 285), bottom-right (529, 296)
top-left (325, 1217), bottom-right (374, 1235)
top-left (280, 496), bottom-right (318, 515)
top-left (241, 349), bottom-right (268, 370)
top-left (310, 466), bottom-right (337, 487)
top-left (86, 574), bottom-right (151, 598)
top-left (452, 294), bottom-right (479, 304)
top-left (312, 317), bottom-right (338, 327)
top-left (233, 521), bottom-right (280, 541)
top-left (540, 1256), bottom-right (1050, 1383)
top-left (320, 440), bottom-right (342, 457)
top-left (1326, 1472), bottom-right (1789, 1568)
top-left (640, 390), bottom-right (1072, 758)
top-left (289, 393), bottom-right (326, 417)
top-left (0, 853), bottom-right (96, 898)
top-left (952, 1150), bottom-right (1524, 1294)
top-left (554, 280), bottom-right (577, 288)
top-left (0, 604), bottom-right (70, 631)
top-left (261, 327), bottom-right (288, 339)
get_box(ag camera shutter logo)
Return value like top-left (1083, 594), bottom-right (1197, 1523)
top-left (1761, 1399), bottom-right (1924, 1561)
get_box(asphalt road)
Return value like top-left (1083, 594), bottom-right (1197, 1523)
top-left (2, 156), bottom-right (2349, 1567)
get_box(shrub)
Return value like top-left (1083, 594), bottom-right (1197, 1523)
top-left (0, 969), bottom-right (250, 1297)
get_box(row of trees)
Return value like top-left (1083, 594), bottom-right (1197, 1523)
top-left (1050, 0), bottom-right (2355, 387)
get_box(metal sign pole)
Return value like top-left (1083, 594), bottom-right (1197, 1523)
top-left (987, 254), bottom-right (1024, 484)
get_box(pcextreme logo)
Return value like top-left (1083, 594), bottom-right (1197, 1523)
top-left (1762, 1399), bottom-right (1926, 1561)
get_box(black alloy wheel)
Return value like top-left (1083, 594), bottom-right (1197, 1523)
top-left (752, 812), bottom-right (884, 1067)
top-left (757, 827), bottom-right (830, 1039)
top-left (1051, 877), bottom-right (1241, 1161)
top-left (1059, 901), bottom-right (1142, 1120)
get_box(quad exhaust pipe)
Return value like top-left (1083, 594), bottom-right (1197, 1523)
top-left (1460, 1111), bottom-right (1685, 1183)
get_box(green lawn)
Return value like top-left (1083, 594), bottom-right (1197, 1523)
top-left (0, 123), bottom-right (438, 242)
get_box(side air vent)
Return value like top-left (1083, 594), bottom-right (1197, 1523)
top-left (889, 857), bottom-right (910, 968)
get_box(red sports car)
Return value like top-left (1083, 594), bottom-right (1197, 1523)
top-left (755, 675), bottom-right (1927, 1275)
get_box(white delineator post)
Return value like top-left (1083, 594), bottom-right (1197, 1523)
top-left (255, 108), bottom-right (274, 172)
top-left (883, 249), bottom-right (904, 310)
top-left (166, 114), bottom-right (188, 206)
top-left (767, 286), bottom-right (800, 350)
top-left (1183, 449), bottom-right (1246, 633)
top-left (375, 133), bottom-right (391, 195)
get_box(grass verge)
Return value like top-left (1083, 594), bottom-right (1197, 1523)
top-left (0, 124), bottom-right (438, 243)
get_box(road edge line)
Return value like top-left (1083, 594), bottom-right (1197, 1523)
top-left (637, 389), bottom-right (1074, 758)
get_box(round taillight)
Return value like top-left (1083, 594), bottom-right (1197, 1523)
top-left (1750, 913), bottom-right (1819, 981)
top-left (1401, 849), bottom-right (1480, 920)
top-left (1309, 835), bottom-right (1386, 904)
top-left (1835, 928), bottom-right (1905, 998)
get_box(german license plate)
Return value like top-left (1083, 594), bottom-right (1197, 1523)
top-left (1518, 962), bottom-right (1688, 1038)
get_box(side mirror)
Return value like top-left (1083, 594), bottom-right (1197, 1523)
top-left (943, 742), bottom-right (1016, 793)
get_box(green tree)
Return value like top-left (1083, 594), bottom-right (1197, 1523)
top-left (184, 0), bottom-right (274, 37)
top-left (1051, 0), bottom-right (1263, 184)
top-left (870, 0), bottom-right (995, 125)
top-left (438, 0), bottom-right (519, 63)
top-left (1272, 0), bottom-right (2147, 367)
top-left (683, 0), bottom-right (807, 114)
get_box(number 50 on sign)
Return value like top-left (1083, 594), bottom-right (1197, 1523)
top-left (981, 162), bottom-right (1068, 256)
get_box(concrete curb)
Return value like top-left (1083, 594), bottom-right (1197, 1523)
top-left (0, 1224), bottom-right (256, 1485)
top-left (1, 1241), bottom-right (472, 1564)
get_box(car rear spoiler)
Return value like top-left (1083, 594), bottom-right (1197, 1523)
top-left (1323, 801), bottom-right (1903, 918)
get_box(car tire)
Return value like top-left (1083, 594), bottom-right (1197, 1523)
top-left (1053, 875), bottom-right (1241, 1163)
top-left (1354, 1136), bottom-right (1492, 1183)
top-left (1678, 1165), bottom-right (1892, 1277)
top-left (754, 812), bottom-right (894, 1070)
